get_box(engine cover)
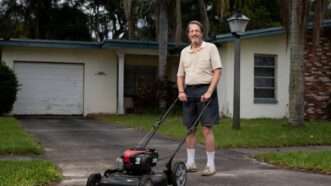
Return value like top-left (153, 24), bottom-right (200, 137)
top-left (122, 148), bottom-right (158, 175)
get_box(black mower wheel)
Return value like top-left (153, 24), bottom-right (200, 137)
top-left (139, 175), bottom-right (153, 186)
top-left (86, 173), bottom-right (101, 186)
top-left (169, 161), bottom-right (187, 186)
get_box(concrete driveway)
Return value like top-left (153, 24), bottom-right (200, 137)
top-left (20, 118), bottom-right (331, 186)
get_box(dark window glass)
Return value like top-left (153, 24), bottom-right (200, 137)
top-left (254, 68), bottom-right (274, 76)
top-left (254, 78), bottom-right (275, 87)
top-left (254, 89), bottom-right (275, 98)
top-left (255, 55), bottom-right (275, 66)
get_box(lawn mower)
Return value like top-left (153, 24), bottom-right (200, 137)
top-left (86, 97), bottom-right (211, 186)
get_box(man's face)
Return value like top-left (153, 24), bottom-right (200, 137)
top-left (188, 24), bottom-right (203, 44)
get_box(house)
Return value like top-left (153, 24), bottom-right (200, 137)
top-left (0, 39), bottom-right (180, 116)
top-left (1, 21), bottom-right (330, 119)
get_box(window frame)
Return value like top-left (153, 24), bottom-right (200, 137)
top-left (253, 54), bottom-right (278, 104)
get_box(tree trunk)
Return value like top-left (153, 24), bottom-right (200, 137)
top-left (35, 2), bottom-right (40, 38)
top-left (198, 0), bottom-right (209, 38)
top-left (288, 0), bottom-right (307, 126)
top-left (123, 0), bottom-right (134, 39)
top-left (175, 0), bottom-right (182, 46)
top-left (158, 0), bottom-right (168, 110)
top-left (312, 0), bottom-right (322, 48)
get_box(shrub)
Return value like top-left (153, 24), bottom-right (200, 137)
top-left (0, 62), bottom-right (19, 115)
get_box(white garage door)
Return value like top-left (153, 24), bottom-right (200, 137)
top-left (13, 62), bottom-right (84, 115)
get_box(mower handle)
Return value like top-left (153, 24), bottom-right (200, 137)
top-left (136, 97), bottom-right (179, 148)
top-left (136, 96), bottom-right (212, 148)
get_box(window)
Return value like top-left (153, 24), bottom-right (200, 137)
top-left (254, 54), bottom-right (277, 104)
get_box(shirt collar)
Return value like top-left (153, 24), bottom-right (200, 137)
top-left (189, 41), bottom-right (206, 53)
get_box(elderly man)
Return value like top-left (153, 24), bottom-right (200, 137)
top-left (177, 20), bottom-right (222, 176)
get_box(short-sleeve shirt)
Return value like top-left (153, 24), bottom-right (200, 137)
top-left (177, 41), bottom-right (223, 85)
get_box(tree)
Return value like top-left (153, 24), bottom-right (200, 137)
top-left (209, 0), bottom-right (281, 36)
top-left (175, 0), bottom-right (182, 45)
top-left (0, 0), bottom-right (91, 40)
top-left (103, 1), bottom-right (127, 39)
top-left (48, 3), bottom-right (91, 40)
top-left (123, 0), bottom-right (135, 39)
top-left (21, 0), bottom-right (54, 39)
top-left (287, 0), bottom-right (307, 126)
top-left (0, 0), bottom-right (26, 39)
top-left (157, 0), bottom-right (169, 110)
top-left (198, 0), bottom-right (210, 37)
top-left (0, 0), bottom-right (283, 41)
top-left (280, 0), bottom-right (329, 126)
top-left (84, 0), bottom-right (108, 41)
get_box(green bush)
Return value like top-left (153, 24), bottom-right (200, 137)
top-left (0, 62), bottom-right (18, 115)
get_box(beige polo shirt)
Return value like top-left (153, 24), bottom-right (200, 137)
top-left (177, 41), bottom-right (223, 85)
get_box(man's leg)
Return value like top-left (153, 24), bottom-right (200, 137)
top-left (202, 126), bottom-right (216, 176)
top-left (186, 130), bottom-right (197, 149)
top-left (182, 87), bottom-right (198, 172)
top-left (202, 127), bottom-right (215, 152)
top-left (185, 131), bottom-right (197, 172)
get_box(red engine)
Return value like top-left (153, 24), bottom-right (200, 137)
top-left (121, 147), bottom-right (159, 175)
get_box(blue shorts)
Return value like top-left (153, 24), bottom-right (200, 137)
top-left (182, 84), bottom-right (219, 129)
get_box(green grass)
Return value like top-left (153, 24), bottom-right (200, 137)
top-left (99, 114), bottom-right (331, 148)
top-left (0, 160), bottom-right (62, 186)
top-left (256, 151), bottom-right (331, 174)
top-left (0, 117), bottom-right (42, 155)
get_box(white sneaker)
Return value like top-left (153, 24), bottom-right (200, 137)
top-left (185, 163), bottom-right (198, 172)
top-left (201, 166), bottom-right (216, 176)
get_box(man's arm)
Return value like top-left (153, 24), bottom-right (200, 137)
top-left (201, 68), bottom-right (221, 102)
top-left (177, 76), bottom-right (187, 102)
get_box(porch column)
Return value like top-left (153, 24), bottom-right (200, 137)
top-left (117, 50), bottom-right (125, 114)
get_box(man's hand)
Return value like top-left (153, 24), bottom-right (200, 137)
top-left (201, 91), bottom-right (212, 102)
top-left (178, 92), bottom-right (188, 102)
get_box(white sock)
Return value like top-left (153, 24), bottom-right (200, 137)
top-left (206, 151), bottom-right (215, 170)
top-left (186, 148), bottom-right (195, 165)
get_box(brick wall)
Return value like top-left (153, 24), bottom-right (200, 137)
top-left (304, 30), bottom-right (331, 120)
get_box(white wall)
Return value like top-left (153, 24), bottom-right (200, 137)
top-left (2, 46), bottom-right (118, 115)
top-left (218, 34), bottom-right (290, 118)
top-left (1, 34), bottom-right (291, 118)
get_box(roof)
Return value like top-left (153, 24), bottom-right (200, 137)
top-left (215, 27), bottom-right (284, 43)
top-left (1, 19), bottom-right (330, 49)
top-left (0, 38), bottom-right (186, 50)
top-left (215, 19), bottom-right (331, 43)
top-left (0, 39), bottom-right (101, 49)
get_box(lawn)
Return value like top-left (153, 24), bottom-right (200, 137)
top-left (99, 114), bottom-right (331, 148)
top-left (256, 151), bottom-right (331, 174)
top-left (0, 117), bottom-right (42, 154)
top-left (0, 160), bottom-right (62, 186)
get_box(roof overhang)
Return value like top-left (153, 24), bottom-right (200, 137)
top-left (215, 19), bottom-right (331, 44)
top-left (0, 38), bottom-right (186, 50)
top-left (0, 39), bottom-right (101, 49)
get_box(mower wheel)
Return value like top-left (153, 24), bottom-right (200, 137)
top-left (169, 161), bottom-right (187, 186)
top-left (139, 175), bottom-right (153, 186)
top-left (86, 173), bottom-right (101, 186)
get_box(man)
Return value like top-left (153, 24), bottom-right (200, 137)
top-left (177, 20), bottom-right (222, 176)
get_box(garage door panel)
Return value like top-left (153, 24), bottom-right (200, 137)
top-left (13, 62), bottom-right (84, 115)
